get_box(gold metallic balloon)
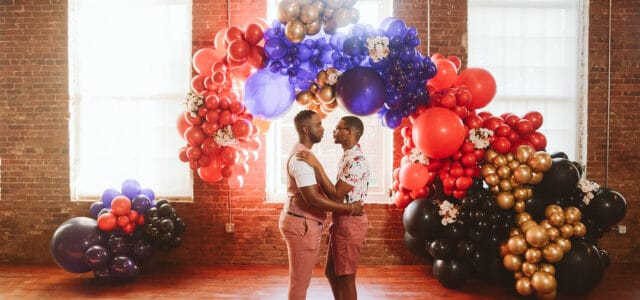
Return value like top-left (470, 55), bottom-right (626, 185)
top-left (516, 212), bottom-right (532, 226)
top-left (559, 224), bottom-right (575, 238)
top-left (493, 154), bottom-right (508, 167)
top-left (514, 271), bottom-right (524, 280)
top-left (516, 145), bottom-right (535, 163)
top-left (285, 19), bottom-right (307, 43)
top-left (510, 228), bottom-right (523, 237)
top-left (573, 222), bottom-right (587, 237)
top-left (548, 212), bottom-right (566, 227)
top-left (311, 0), bottom-right (325, 10)
top-left (531, 271), bottom-right (557, 294)
top-left (485, 149), bottom-right (498, 162)
top-left (316, 85), bottom-right (335, 104)
top-left (500, 241), bottom-right (511, 256)
top-left (503, 253), bottom-right (523, 272)
top-left (513, 187), bottom-right (530, 201)
top-left (521, 262), bottom-right (538, 277)
top-left (539, 263), bottom-right (555, 275)
top-left (514, 200), bottom-right (526, 213)
top-left (296, 91), bottom-right (314, 106)
top-left (497, 165), bottom-right (512, 179)
top-left (520, 220), bottom-right (537, 233)
top-left (484, 173), bottom-right (500, 187)
top-left (278, 0), bottom-right (300, 23)
top-left (542, 243), bottom-right (564, 263)
top-left (324, 99), bottom-right (338, 109)
top-left (544, 205), bottom-right (563, 219)
top-left (299, 3), bottom-right (320, 24)
top-left (545, 227), bottom-right (560, 241)
top-left (496, 191), bottom-right (515, 209)
top-left (316, 70), bottom-right (328, 86)
top-left (331, 7), bottom-right (353, 27)
top-left (537, 290), bottom-right (557, 300)
top-left (505, 152), bottom-right (515, 162)
top-left (525, 225), bottom-right (549, 248)
top-left (513, 165), bottom-right (533, 184)
top-left (529, 171), bottom-right (543, 184)
top-left (507, 235), bottom-right (528, 255)
top-left (480, 164), bottom-right (497, 178)
top-left (539, 220), bottom-right (552, 229)
top-left (305, 18), bottom-right (322, 35)
top-left (555, 237), bottom-right (572, 253)
top-left (309, 83), bottom-right (320, 95)
top-left (324, 0), bottom-right (343, 10)
top-left (528, 151), bottom-right (552, 172)
top-left (322, 18), bottom-right (337, 34)
top-left (525, 248), bottom-right (542, 264)
top-left (565, 206), bottom-right (582, 224)
top-left (515, 277), bottom-right (534, 297)
top-left (499, 179), bottom-right (513, 192)
top-left (508, 159), bottom-right (521, 170)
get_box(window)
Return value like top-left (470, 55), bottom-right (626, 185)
top-left (69, 0), bottom-right (193, 201)
top-left (265, 0), bottom-right (394, 203)
top-left (468, 0), bottom-right (587, 161)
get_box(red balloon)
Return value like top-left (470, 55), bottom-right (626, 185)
top-left (97, 212), bottom-right (117, 231)
top-left (184, 126), bottom-right (206, 146)
top-left (515, 119), bottom-right (534, 135)
top-left (399, 163), bottom-right (430, 190)
top-left (393, 191), bottom-right (412, 209)
top-left (228, 175), bottom-right (244, 190)
top-left (201, 138), bottom-right (222, 156)
top-left (205, 94), bottom-right (220, 110)
top-left (412, 107), bottom-right (465, 159)
top-left (225, 26), bottom-right (244, 45)
top-left (464, 114), bottom-right (484, 129)
top-left (177, 112), bottom-right (190, 138)
top-left (192, 48), bottom-right (221, 76)
top-left (229, 100), bottom-right (245, 114)
top-left (232, 119), bottom-right (252, 139)
top-left (227, 39), bottom-right (251, 62)
top-left (178, 146), bottom-right (189, 162)
top-left (184, 110), bottom-right (202, 126)
top-left (213, 28), bottom-right (228, 51)
top-left (221, 165), bottom-right (234, 178)
top-left (244, 23), bottom-right (264, 45)
top-left (524, 111), bottom-right (544, 130)
top-left (110, 195), bottom-right (131, 216)
top-left (446, 55), bottom-right (462, 71)
top-left (491, 137), bottom-right (511, 154)
top-left (186, 145), bottom-right (202, 160)
top-left (428, 58), bottom-right (457, 91)
top-left (248, 45), bottom-right (265, 69)
top-left (219, 110), bottom-right (236, 126)
top-left (191, 74), bottom-right (206, 94)
top-left (455, 68), bottom-right (497, 109)
top-left (220, 146), bottom-right (238, 166)
top-left (205, 110), bottom-right (220, 124)
top-left (202, 122), bottom-right (220, 136)
top-left (117, 215), bottom-right (130, 228)
top-left (526, 131), bottom-right (547, 150)
top-left (198, 158), bottom-right (223, 183)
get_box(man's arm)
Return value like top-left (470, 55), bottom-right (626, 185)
top-left (298, 185), bottom-right (361, 214)
top-left (296, 151), bottom-right (354, 202)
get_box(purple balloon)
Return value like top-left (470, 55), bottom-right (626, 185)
top-left (121, 179), bottom-right (141, 200)
top-left (335, 67), bottom-right (386, 116)
top-left (384, 109), bottom-right (403, 129)
top-left (264, 37), bottom-right (287, 60)
top-left (89, 201), bottom-right (105, 218)
top-left (107, 236), bottom-right (129, 256)
top-left (109, 256), bottom-right (139, 278)
top-left (384, 18), bottom-right (408, 38)
top-left (50, 217), bottom-right (99, 273)
top-left (140, 188), bottom-right (155, 201)
top-left (243, 69), bottom-right (295, 119)
top-left (131, 194), bottom-right (152, 215)
top-left (101, 188), bottom-right (121, 208)
top-left (84, 245), bottom-right (111, 268)
top-left (131, 239), bottom-right (154, 263)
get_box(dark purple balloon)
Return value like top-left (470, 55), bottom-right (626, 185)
top-left (384, 109), bottom-right (403, 129)
top-left (50, 217), bottom-right (100, 273)
top-left (107, 236), bottom-right (129, 256)
top-left (89, 201), bottom-right (106, 218)
top-left (101, 188), bottom-right (121, 208)
top-left (84, 245), bottom-right (111, 268)
top-left (264, 37), bottom-right (287, 60)
top-left (384, 18), bottom-right (408, 38)
top-left (140, 188), bottom-right (155, 201)
top-left (109, 256), bottom-right (139, 278)
top-left (131, 239), bottom-right (154, 263)
top-left (335, 66), bottom-right (386, 116)
top-left (131, 194), bottom-right (152, 215)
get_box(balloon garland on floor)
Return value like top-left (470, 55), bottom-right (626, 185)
top-left (51, 179), bottom-right (185, 280)
top-left (176, 1), bottom-right (627, 298)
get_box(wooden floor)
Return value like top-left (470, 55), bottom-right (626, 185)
top-left (0, 263), bottom-right (638, 299)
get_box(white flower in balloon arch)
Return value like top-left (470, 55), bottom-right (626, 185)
top-left (326, 68), bottom-right (342, 86)
top-left (366, 36), bottom-right (390, 63)
top-left (183, 92), bottom-right (204, 118)
top-left (578, 178), bottom-right (600, 205)
top-left (469, 128), bottom-right (494, 149)
top-left (438, 200), bottom-right (459, 225)
top-left (409, 148), bottom-right (429, 165)
top-left (214, 125), bottom-right (237, 147)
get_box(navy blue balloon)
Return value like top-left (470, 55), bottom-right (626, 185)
top-left (131, 239), bottom-right (154, 263)
top-left (264, 37), bottom-right (287, 60)
top-left (140, 188), bottom-right (155, 201)
top-left (132, 194), bottom-right (152, 215)
top-left (107, 236), bottom-right (129, 256)
top-left (50, 217), bottom-right (100, 273)
top-left (335, 66), bottom-right (386, 116)
top-left (384, 18), bottom-right (408, 38)
top-left (121, 179), bottom-right (141, 200)
top-left (84, 245), bottom-right (111, 268)
top-left (244, 69), bottom-right (295, 119)
top-left (384, 109), bottom-right (403, 128)
top-left (343, 36), bottom-right (363, 56)
top-left (101, 188), bottom-right (121, 208)
top-left (109, 256), bottom-right (139, 278)
top-left (89, 201), bottom-right (105, 218)
top-left (93, 266), bottom-right (110, 279)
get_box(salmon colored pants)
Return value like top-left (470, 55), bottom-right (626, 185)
top-left (279, 212), bottom-right (324, 300)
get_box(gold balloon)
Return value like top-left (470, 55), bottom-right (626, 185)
top-left (544, 205), bottom-right (563, 219)
top-left (513, 187), bottom-right (530, 201)
top-left (548, 212), bottom-right (566, 227)
top-left (299, 3), bottom-right (320, 24)
top-left (545, 227), bottom-right (560, 241)
top-left (513, 165), bottom-right (533, 184)
top-left (348, 7), bottom-right (360, 23)
top-left (514, 271), bottom-right (524, 280)
top-left (484, 173), bottom-right (500, 187)
top-left (516, 212), bottom-right (532, 226)
top-left (296, 91), bottom-right (314, 105)
top-left (499, 179), bottom-right (513, 192)
top-left (500, 242), bottom-right (511, 256)
top-left (324, 99), bottom-right (338, 109)
top-left (507, 235), bottom-right (528, 255)
top-left (525, 225), bottom-right (549, 248)
top-left (505, 152), bottom-right (515, 162)
top-left (537, 290), bottom-right (557, 300)
top-left (311, 0), bottom-right (325, 10)
top-left (331, 7), bottom-right (353, 27)
top-left (324, 0), bottom-right (343, 10)
top-left (496, 191), bottom-right (515, 209)
top-left (278, 0), bottom-right (300, 23)
top-left (525, 248), bottom-right (542, 264)
top-left (516, 145), bottom-right (535, 163)
top-left (285, 18), bottom-right (307, 43)
top-left (316, 85), bottom-right (335, 104)
top-left (319, 102), bottom-right (334, 114)
top-left (305, 18), bottom-right (322, 36)
top-left (316, 70), bottom-right (328, 86)
top-left (485, 149), bottom-right (499, 162)
top-left (480, 164), bottom-right (497, 178)
top-left (555, 237), bottom-right (572, 253)
top-left (539, 220), bottom-right (552, 229)
top-left (573, 222), bottom-right (587, 237)
top-left (503, 254), bottom-right (523, 272)
top-left (539, 263), bottom-right (555, 275)
top-left (520, 220), bottom-right (537, 233)
top-left (559, 224), bottom-right (575, 238)
top-left (514, 200), bottom-right (526, 213)
top-left (565, 206), bottom-right (582, 224)
top-left (531, 271), bottom-right (557, 295)
top-left (497, 165), bottom-right (512, 179)
top-left (528, 151), bottom-right (552, 172)
top-left (521, 262), bottom-right (538, 277)
top-left (322, 18), bottom-right (337, 34)
top-left (515, 277), bottom-right (534, 297)
top-left (542, 243), bottom-right (564, 263)
top-left (508, 159), bottom-right (520, 170)
top-left (510, 228), bottom-right (523, 237)
top-left (529, 171), bottom-right (543, 184)
top-left (493, 154), bottom-right (508, 167)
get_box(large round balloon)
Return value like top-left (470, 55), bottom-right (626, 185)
top-left (455, 68), bottom-right (496, 109)
top-left (244, 69), bottom-right (296, 119)
top-left (556, 239), bottom-right (605, 295)
top-left (404, 231), bottom-right (430, 259)
top-left (402, 197), bottom-right (444, 240)
top-left (50, 217), bottom-right (101, 273)
top-left (586, 188), bottom-right (628, 229)
top-left (412, 107), bottom-right (465, 159)
top-left (335, 66), bottom-right (386, 116)
top-left (432, 259), bottom-right (470, 289)
top-left (534, 158), bottom-right (580, 199)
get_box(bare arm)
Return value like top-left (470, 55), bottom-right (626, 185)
top-left (296, 151), bottom-right (354, 202)
top-left (298, 185), bottom-right (363, 215)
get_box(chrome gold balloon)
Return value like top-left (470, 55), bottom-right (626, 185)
top-left (564, 206), bottom-right (582, 224)
top-left (528, 151), bottom-right (552, 172)
top-left (516, 212), bottom-right (532, 226)
top-left (548, 212), bottom-right (565, 227)
top-left (525, 248), bottom-right (542, 264)
top-left (480, 164), bottom-right (497, 178)
top-left (513, 187), bottom-right (530, 201)
top-left (539, 263), bottom-right (555, 275)
top-left (559, 224), bottom-right (575, 238)
top-left (544, 205), bottom-right (563, 219)
top-left (545, 227), bottom-right (560, 241)
top-left (514, 200), bottom-right (526, 213)
top-left (484, 173), bottom-right (500, 187)
top-left (324, 0), bottom-right (343, 10)
top-left (521, 262), bottom-right (538, 277)
top-left (497, 165), bottom-right (512, 179)
top-left (516, 145), bottom-right (535, 163)
top-left (496, 191), bottom-right (515, 209)
top-left (285, 19), bottom-right (307, 43)
top-left (510, 228), bottom-right (523, 237)
top-left (316, 85), bottom-right (335, 104)
top-left (331, 7), bottom-right (353, 27)
top-left (499, 179), bottom-right (513, 191)
top-left (573, 222), bottom-right (587, 237)
top-left (531, 271), bottom-right (557, 294)
top-left (493, 155), bottom-right (508, 167)
top-left (485, 149), bottom-right (499, 162)
top-left (507, 235), bottom-right (528, 255)
top-left (525, 225), bottom-right (549, 248)
top-left (520, 220), bottom-right (537, 233)
top-left (278, 0), bottom-right (300, 23)
top-left (513, 165), bottom-right (532, 184)
top-left (542, 243), bottom-right (564, 263)
top-left (555, 237), bottom-right (572, 253)
top-left (539, 220), bottom-right (552, 230)
top-left (537, 290), bottom-right (557, 300)
top-left (305, 18), bottom-right (322, 35)
top-left (295, 91), bottom-right (314, 106)
top-left (515, 277), bottom-right (534, 297)
top-left (503, 253), bottom-right (523, 272)
top-left (529, 171), bottom-right (543, 184)
top-left (299, 3), bottom-right (321, 24)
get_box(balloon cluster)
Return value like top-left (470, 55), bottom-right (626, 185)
top-left (51, 180), bottom-right (186, 281)
top-left (295, 67), bottom-right (341, 118)
top-left (277, 0), bottom-right (359, 42)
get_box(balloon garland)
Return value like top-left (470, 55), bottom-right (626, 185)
top-left (51, 179), bottom-right (185, 280)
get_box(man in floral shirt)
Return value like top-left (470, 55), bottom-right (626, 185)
top-left (297, 116), bottom-right (370, 300)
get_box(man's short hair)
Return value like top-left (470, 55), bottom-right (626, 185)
top-left (294, 110), bottom-right (317, 133)
top-left (342, 116), bottom-right (364, 140)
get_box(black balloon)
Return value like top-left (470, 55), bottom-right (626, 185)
top-left (402, 197), bottom-right (443, 240)
top-left (404, 231), bottom-right (430, 258)
top-left (428, 239), bottom-right (453, 260)
top-left (108, 256), bottom-right (139, 278)
top-left (535, 158), bottom-right (580, 198)
top-left (586, 188), bottom-right (627, 229)
top-left (456, 239), bottom-right (476, 262)
top-left (556, 239), bottom-right (605, 294)
top-left (432, 259), bottom-right (469, 289)
top-left (443, 222), bottom-right (467, 241)
top-left (550, 151), bottom-right (568, 159)
top-left (84, 245), bottom-right (111, 268)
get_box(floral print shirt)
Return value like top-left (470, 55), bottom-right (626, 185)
top-left (337, 144), bottom-right (370, 203)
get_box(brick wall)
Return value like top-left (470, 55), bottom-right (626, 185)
top-left (0, 0), bottom-right (638, 267)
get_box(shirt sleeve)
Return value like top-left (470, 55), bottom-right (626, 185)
top-left (289, 159), bottom-right (317, 188)
top-left (339, 159), bottom-right (366, 187)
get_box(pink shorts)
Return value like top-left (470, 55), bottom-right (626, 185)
top-left (327, 214), bottom-right (368, 276)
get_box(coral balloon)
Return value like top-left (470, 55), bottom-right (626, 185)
top-left (110, 195), bottom-right (131, 216)
top-left (244, 23), bottom-right (264, 45)
top-left (192, 48), bottom-right (221, 76)
top-left (176, 111), bottom-right (189, 139)
top-left (335, 67), bottom-right (386, 116)
top-left (227, 39), bottom-right (251, 62)
top-left (225, 26), bottom-right (244, 45)
top-left (198, 158), bottom-right (223, 183)
top-left (455, 68), bottom-right (496, 109)
top-left (231, 119), bottom-right (253, 139)
top-left (428, 58), bottom-right (457, 91)
top-left (412, 107), bottom-right (465, 158)
top-left (399, 163), bottom-right (430, 191)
